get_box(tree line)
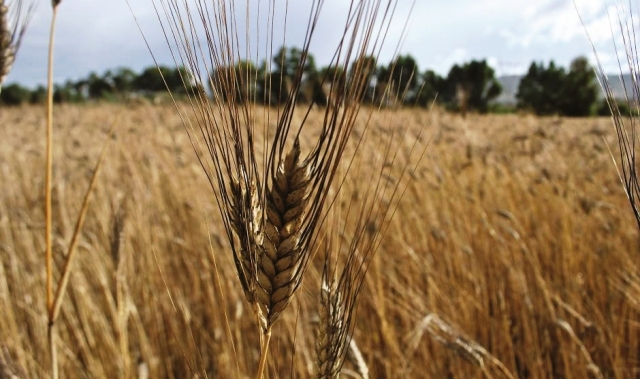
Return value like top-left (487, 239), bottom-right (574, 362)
top-left (1, 46), bottom-right (610, 117)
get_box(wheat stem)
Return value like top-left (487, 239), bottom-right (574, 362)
top-left (45, 3), bottom-right (58, 378)
top-left (255, 327), bottom-right (272, 379)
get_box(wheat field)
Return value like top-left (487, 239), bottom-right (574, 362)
top-left (0, 102), bottom-right (638, 378)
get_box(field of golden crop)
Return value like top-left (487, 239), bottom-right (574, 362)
top-left (1, 103), bottom-right (638, 378)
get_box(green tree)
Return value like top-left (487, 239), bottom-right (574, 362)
top-left (443, 60), bottom-right (501, 113)
top-left (134, 66), bottom-right (168, 93)
top-left (134, 65), bottom-right (191, 95)
top-left (30, 85), bottom-right (47, 104)
top-left (272, 46), bottom-right (316, 80)
top-left (0, 83), bottom-right (30, 105)
top-left (516, 61), bottom-right (566, 115)
top-left (269, 46), bottom-right (318, 104)
top-left (348, 55), bottom-right (377, 102)
top-left (54, 80), bottom-right (85, 103)
top-left (311, 65), bottom-right (347, 106)
top-left (416, 69), bottom-right (446, 107)
top-left (378, 54), bottom-right (420, 103)
top-left (105, 67), bottom-right (137, 96)
top-left (596, 97), bottom-right (632, 117)
top-left (86, 72), bottom-right (113, 100)
top-left (559, 56), bottom-right (598, 116)
top-left (255, 59), bottom-right (270, 104)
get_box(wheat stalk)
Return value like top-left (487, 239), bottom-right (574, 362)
top-left (0, 0), bottom-right (33, 91)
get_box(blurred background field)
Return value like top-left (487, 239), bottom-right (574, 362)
top-left (0, 103), bottom-right (638, 378)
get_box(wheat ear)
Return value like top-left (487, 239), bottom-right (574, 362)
top-left (0, 1), bottom-right (11, 88)
top-left (149, 1), bottom-right (411, 377)
top-left (316, 276), bottom-right (347, 379)
top-left (0, 0), bottom-right (33, 91)
top-left (228, 140), bottom-right (312, 331)
top-left (256, 140), bottom-right (311, 329)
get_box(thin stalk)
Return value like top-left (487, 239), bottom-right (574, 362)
top-left (45, 3), bottom-right (57, 319)
top-left (255, 327), bottom-right (272, 379)
top-left (45, 4), bottom-right (59, 379)
top-left (50, 129), bottom-right (110, 321)
top-left (47, 323), bottom-right (57, 379)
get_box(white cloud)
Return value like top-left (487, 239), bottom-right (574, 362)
top-left (490, 0), bottom-right (614, 49)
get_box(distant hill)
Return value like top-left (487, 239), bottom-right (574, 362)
top-left (496, 73), bottom-right (635, 105)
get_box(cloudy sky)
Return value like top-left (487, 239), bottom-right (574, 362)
top-left (5, 0), bottom-right (633, 88)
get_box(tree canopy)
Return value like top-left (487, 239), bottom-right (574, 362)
top-left (1, 48), bottom-right (604, 118)
top-left (516, 56), bottom-right (598, 116)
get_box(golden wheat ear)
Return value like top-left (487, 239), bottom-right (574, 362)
top-left (150, 1), bottom-right (412, 377)
top-left (0, 0), bottom-right (34, 91)
top-left (255, 138), bottom-right (312, 330)
top-left (153, 0), bottom-right (406, 300)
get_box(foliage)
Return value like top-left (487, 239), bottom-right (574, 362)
top-left (134, 66), bottom-right (185, 94)
top-left (0, 83), bottom-right (31, 105)
top-left (561, 57), bottom-right (598, 116)
top-left (1, 53), bottom-right (603, 114)
top-left (416, 70), bottom-right (446, 107)
top-left (267, 46), bottom-right (319, 104)
top-left (516, 56), bottom-right (598, 116)
top-left (516, 61), bottom-right (566, 115)
top-left (29, 85), bottom-right (46, 104)
top-left (377, 54), bottom-right (420, 104)
top-left (442, 59), bottom-right (502, 113)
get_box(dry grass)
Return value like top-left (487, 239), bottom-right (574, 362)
top-left (0, 103), bottom-right (638, 378)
